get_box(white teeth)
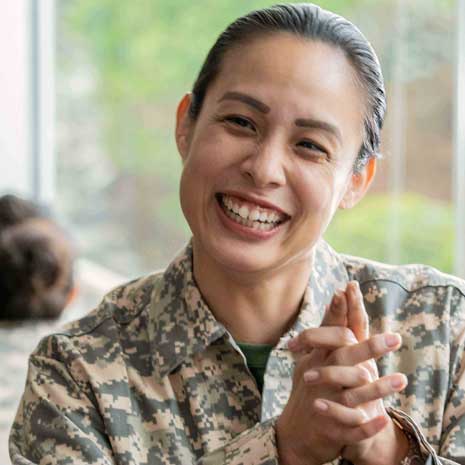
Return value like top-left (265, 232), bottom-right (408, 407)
top-left (238, 206), bottom-right (249, 219)
top-left (249, 209), bottom-right (260, 221)
top-left (259, 211), bottom-right (268, 222)
top-left (223, 205), bottom-right (278, 232)
top-left (221, 194), bottom-right (286, 228)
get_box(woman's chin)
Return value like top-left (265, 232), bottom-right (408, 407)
top-left (196, 237), bottom-right (284, 277)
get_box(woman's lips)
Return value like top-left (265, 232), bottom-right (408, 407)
top-left (215, 193), bottom-right (289, 239)
top-left (217, 193), bottom-right (290, 223)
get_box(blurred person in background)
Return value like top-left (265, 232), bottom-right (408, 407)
top-left (9, 3), bottom-right (465, 465)
top-left (0, 194), bottom-right (76, 462)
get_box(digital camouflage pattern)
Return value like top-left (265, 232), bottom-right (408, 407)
top-left (8, 241), bottom-right (465, 464)
top-left (0, 299), bottom-right (92, 464)
top-left (0, 320), bottom-right (62, 465)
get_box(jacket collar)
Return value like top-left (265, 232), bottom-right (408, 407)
top-left (148, 240), bottom-right (349, 378)
top-left (275, 240), bottom-right (350, 348)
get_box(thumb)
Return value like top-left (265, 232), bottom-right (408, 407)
top-left (346, 281), bottom-right (369, 342)
top-left (320, 290), bottom-right (348, 328)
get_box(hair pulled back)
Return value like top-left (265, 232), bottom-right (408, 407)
top-left (189, 3), bottom-right (386, 171)
top-left (0, 195), bottom-right (74, 320)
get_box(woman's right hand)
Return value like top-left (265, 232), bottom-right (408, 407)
top-left (275, 288), bottom-right (405, 465)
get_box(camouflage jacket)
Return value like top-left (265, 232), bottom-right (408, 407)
top-left (1, 302), bottom-right (91, 464)
top-left (0, 320), bottom-right (63, 465)
top-left (9, 241), bottom-right (465, 465)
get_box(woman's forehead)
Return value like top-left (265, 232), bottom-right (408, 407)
top-left (212, 34), bottom-right (361, 103)
top-left (206, 34), bottom-right (365, 135)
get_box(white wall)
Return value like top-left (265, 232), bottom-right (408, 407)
top-left (0, 0), bottom-right (32, 197)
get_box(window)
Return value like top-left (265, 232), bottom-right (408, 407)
top-left (50, 0), bottom-right (465, 277)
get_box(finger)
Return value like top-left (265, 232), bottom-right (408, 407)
top-left (303, 365), bottom-right (372, 388)
top-left (329, 332), bottom-right (402, 366)
top-left (287, 326), bottom-right (357, 352)
top-left (320, 290), bottom-right (348, 327)
top-left (317, 407), bottom-right (390, 444)
top-left (340, 373), bottom-right (408, 407)
top-left (313, 398), bottom-right (369, 426)
top-left (343, 415), bottom-right (389, 444)
top-left (346, 281), bottom-right (369, 342)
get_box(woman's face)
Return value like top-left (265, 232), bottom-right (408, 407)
top-left (176, 34), bottom-right (374, 276)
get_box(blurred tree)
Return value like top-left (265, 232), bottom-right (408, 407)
top-left (325, 193), bottom-right (454, 273)
top-left (56, 0), bottom-right (456, 275)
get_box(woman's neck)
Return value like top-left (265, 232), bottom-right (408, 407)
top-left (192, 242), bottom-right (314, 345)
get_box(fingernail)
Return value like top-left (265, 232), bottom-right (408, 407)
top-left (287, 338), bottom-right (299, 350)
top-left (385, 333), bottom-right (401, 348)
top-left (391, 375), bottom-right (407, 389)
top-left (304, 370), bottom-right (319, 383)
top-left (314, 399), bottom-right (328, 411)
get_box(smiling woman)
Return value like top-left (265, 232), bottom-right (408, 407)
top-left (9, 4), bottom-right (465, 465)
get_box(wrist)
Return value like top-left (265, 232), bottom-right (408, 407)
top-left (351, 418), bottom-right (409, 465)
top-left (275, 418), bottom-right (320, 465)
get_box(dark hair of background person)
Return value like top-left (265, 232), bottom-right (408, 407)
top-left (0, 194), bottom-right (75, 320)
top-left (189, 2), bottom-right (387, 172)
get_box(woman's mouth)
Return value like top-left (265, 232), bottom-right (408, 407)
top-left (216, 193), bottom-right (289, 232)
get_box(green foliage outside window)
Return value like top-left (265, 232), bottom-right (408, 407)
top-left (325, 193), bottom-right (454, 273)
top-left (56, 0), bottom-right (456, 275)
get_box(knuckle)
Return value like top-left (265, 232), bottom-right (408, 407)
top-left (339, 327), bottom-right (356, 345)
top-left (374, 381), bottom-right (387, 397)
top-left (299, 330), bottom-right (309, 343)
top-left (330, 348), bottom-right (347, 366)
top-left (294, 354), bottom-right (311, 376)
top-left (358, 366), bottom-right (371, 382)
top-left (299, 330), bottom-right (313, 347)
top-left (341, 389), bottom-right (356, 407)
top-left (367, 336), bottom-right (381, 355)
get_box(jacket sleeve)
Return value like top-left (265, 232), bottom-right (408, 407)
top-left (9, 336), bottom-right (114, 465)
top-left (386, 288), bottom-right (465, 465)
top-left (9, 334), bottom-right (280, 465)
top-left (435, 287), bottom-right (465, 464)
top-left (196, 419), bottom-right (279, 465)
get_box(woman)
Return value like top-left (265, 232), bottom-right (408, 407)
top-left (9, 4), bottom-right (465, 465)
top-left (0, 194), bottom-right (76, 464)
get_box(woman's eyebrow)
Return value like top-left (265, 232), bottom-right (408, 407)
top-left (218, 91), bottom-right (270, 113)
top-left (295, 118), bottom-right (342, 144)
top-left (218, 91), bottom-right (342, 143)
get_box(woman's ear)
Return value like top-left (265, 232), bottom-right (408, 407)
top-left (175, 93), bottom-right (194, 162)
top-left (339, 157), bottom-right (377, 209)
top-left (65, 286), bottom-right (79, 308)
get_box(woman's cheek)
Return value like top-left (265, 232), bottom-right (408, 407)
top-left (298, 172), bottom-right (335, 216)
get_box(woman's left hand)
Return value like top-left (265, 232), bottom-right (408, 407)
top-left (288, 281), bottom-right (410, 465)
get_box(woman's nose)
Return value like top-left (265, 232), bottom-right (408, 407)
top-left (239, 141), bottom-right (286, 188)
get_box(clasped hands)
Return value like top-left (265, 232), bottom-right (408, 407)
top-left (276, 281), bottom-right (409, 465)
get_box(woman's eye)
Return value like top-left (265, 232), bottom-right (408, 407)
top-left (297, 140), bottom-right (328, 158)
top-left (224, 116), bottom-right (256, 131)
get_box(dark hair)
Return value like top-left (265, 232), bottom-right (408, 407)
top-left (0, 194), bottom-right (42, 229)
top-left (0, 195), bottom-right (74, 320)
top-left (189, 3), bottom-right (386, 171)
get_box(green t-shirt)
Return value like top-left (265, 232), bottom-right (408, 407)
top-left (237, 342), bottom-right (273, 393)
